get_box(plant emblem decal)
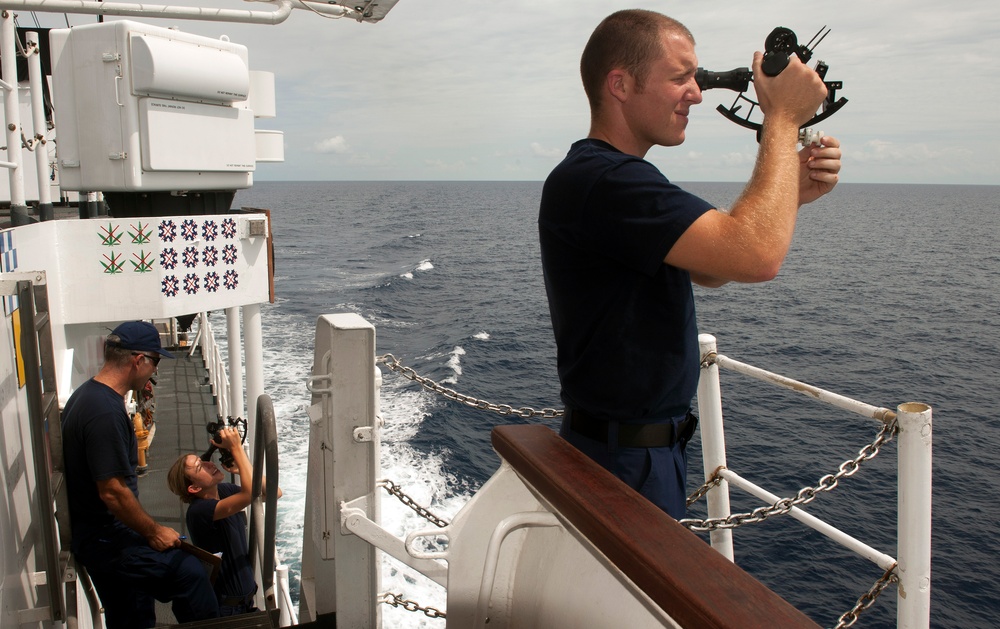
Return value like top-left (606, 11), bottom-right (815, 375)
top-left (101, 250), bottom-right (126, 274)
top-left (99, 223), bottom-right (123, 247)
top-left (129, 221), bottom-right (152, 245)
top-left (132, 249), bottom-right (155, 273)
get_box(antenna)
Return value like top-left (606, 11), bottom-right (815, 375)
top-left (804, 26), bottom-right (831, 53)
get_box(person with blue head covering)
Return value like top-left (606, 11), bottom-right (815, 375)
top-left (62, 321), bottom-right (219, 628)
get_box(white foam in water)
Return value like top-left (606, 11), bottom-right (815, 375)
top-left (473, 331), bottom-right (490, 341)
top-left (401, 259), bottom-right (433, 280)
top-left (441, 346), bottom-right (465, 384)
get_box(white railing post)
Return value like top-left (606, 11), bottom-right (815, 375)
top-left (896, 402), bottom-right (932, 629)
top-left (299, 314), bottom-right (379, 625)
top-left (243, 303), bottom-right (264, 449)
top-left (198, 312), bottom-right (210, 370)
top-left (213, 341), bottom-right (229, 420)
top-left (696, 334), bottom-right (734, 560)
top-left (226, 306), bottom-right (245, 421)
top-left (276, 564), bottom-right (296, 626)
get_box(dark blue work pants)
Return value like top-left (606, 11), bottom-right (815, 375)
top-left (560, 414), bottom-right (691, 519)
top-left (77, 530), bottom-right (219, 628)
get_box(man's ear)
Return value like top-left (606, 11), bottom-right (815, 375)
top-left (187, 484), bottom-right (202, 496)
top-left (607, 69), bottom-right (629, 103)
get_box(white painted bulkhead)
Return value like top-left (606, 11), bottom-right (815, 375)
top-left (440, 463), bottom-right (682, 628)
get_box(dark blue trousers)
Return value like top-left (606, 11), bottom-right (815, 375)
top-left (560, 414), bottom-right (691, 519)
top-left (220, 602), bottom-right (260, 617)
top-left (76, 530), bottom-right (219, 628)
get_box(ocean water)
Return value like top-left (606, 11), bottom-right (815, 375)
top-left (233, 180), bottom-right (999, 629)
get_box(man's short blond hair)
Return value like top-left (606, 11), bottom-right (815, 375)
top-left (580, 10), bottom-right (695, 111)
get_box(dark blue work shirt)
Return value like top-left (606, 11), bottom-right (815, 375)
top-left (61, 378), bottom-right (139, 552)
top-left (539, 138), bottom-right (714, 421)
top-left (187, 483), bottom-right (255, 600)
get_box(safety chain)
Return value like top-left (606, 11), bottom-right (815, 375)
top-left (832, 564), bottom-right (898, 628)
top-left (378, 479), bottom-right (450, 528)
top-left (378, 592), bottom-right (447, 619)
top-left (680, 418), bottom-right (898, 531)
top-left (377, 353), bottom-right (563, 419)
top-left (686, 474), bottom-right (722, 507)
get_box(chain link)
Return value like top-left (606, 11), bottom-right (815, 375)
top-left (832, 565), bottom-right (898, 628)
top-left (686, 473), bottom-right (722, 507)
top-left (680, 418), bottom-right (898, 531)
top-left (379, 592), bottom-right (447, 619)
top-left (378, 353), bottom-right (563, 419)
top-left (379, 478), bottom-right (450, 528)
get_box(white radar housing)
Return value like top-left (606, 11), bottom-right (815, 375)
top-left (49, 21), bottom-right (279, 192)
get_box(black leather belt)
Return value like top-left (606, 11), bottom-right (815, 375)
top-left (568, 409), bottom-right (697, 448)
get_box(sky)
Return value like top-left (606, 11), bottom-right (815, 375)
top-left (33, 0), bottom-right (1000, 184)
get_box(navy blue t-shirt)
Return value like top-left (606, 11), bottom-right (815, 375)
top-left (187, 483), bottom-right (255, 599)
top-left (539, 138), bottom-right (714, 420)
top-left (61, 378), bottom-right (139, 551)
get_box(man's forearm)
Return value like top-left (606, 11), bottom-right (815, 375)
top-left (101, 481), bottom-right (158, 538)
top-left (690, 272), bottom-right (729, 288)
top-left (728, 117), bottom-right (803, 275)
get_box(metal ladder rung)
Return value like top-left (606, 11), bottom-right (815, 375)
top-left (42, 391), bottom-right (58, 420)
top-left (50, 471), bottom-right (64, 494)
top-left (34, 309), bottom-right (49, 330)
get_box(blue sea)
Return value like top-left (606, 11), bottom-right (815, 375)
top-left (234, 181), bottom-right (999, 629)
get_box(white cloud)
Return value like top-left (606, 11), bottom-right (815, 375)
top-left (313, 136), bottom-right (351, 154)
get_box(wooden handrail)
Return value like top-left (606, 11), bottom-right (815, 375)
top-left (491, 424), bottom-right (821, 629)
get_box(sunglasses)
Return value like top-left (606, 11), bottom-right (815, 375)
top-left (132, 352), bottom-right (161, 367)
